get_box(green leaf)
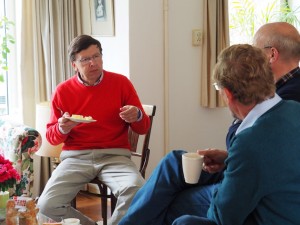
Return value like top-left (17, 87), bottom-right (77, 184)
top-left (0, 15), bottom-right (15, 81)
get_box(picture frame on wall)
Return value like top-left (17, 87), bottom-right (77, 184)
top-left (89, 0), bottom-right (115, 36)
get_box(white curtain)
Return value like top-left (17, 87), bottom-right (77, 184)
top-left (200, 0), bottom-right (230, 108)
top-left (19, 0), bottom-right (82, 197)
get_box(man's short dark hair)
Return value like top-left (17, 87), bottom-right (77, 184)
top-left (68, 35), bottom-right (103, 62)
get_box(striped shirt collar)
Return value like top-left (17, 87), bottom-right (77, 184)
top-left (77, 71), bottom-right (103, 86)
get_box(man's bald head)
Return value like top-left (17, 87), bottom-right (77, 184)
top-left (253, 22), bottom-right (300, 62)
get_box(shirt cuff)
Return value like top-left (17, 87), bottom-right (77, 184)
top-left (136, 108), bottom-right (143, 122)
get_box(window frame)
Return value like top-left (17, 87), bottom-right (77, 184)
top-left (0, 0), bottom-right (20, 119)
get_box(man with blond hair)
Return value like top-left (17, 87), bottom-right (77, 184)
top-left (173, 43), bottom-right (300, 225)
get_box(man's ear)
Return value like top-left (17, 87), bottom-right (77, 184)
top-left (71, 61), bottom-right (77, 72)
top-left (270, 47), bottom-right (278, 63)
top-left (220, 88), bottom-right (233, 105)
top-left (223, 88), bottom-right (233, 100)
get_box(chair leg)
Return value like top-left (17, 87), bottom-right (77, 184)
top-left (101, 196), bottom-right (108, 225)
top-left (111, 195), bottom-right (117, 214)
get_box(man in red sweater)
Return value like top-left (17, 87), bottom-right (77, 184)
top-left (37, 35), bottom-right (150, 225)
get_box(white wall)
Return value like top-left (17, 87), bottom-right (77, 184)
top-left (128, 1), bottom-right (166, 177)
top-left (86, 0), bottom-right (232, 178)
top-left (168, 1), bottom-right (231, 153)
top-left (82, 0), bottom-right (130, 75)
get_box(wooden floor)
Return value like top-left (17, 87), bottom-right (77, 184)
top-left (76, 191), bottom-right (111, 222)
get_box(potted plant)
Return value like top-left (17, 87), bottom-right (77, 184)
top-left (0, 154), bottom-right (20, 219)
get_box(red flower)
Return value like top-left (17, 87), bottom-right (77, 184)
top-left (21, 136), bottom-right (29, 146)
top-left (0, 155), bottom-right (21, 192)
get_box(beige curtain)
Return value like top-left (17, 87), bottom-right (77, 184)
top-left (200, 0), bottom-right (230, 108)
top-left (19, 0), bottom-right (82, 197)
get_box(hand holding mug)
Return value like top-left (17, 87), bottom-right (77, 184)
top-left (197, 148), bottom-right (228, 173)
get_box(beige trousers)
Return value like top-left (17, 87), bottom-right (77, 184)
top-left (37, 148), bottom-right (144, 225)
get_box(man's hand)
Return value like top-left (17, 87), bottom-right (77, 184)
top-left (58, 112), bottom-right (79, 134)
top-left (197, 149), bottom-right (228, 173)
top-left (119, 105), bottom-right (139, 123)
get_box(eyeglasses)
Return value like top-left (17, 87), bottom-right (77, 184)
top-left (213, 82), bottom-right (221, 91)
top-left (76, 53), bottom-right (102, 65)
top-left (263, 46), bottom-right (273, 49)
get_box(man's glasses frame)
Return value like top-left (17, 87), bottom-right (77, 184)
top-left (77, 53), bottom-right (102, 65)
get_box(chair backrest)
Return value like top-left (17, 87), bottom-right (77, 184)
top-left (128, 104), bottom-right (156, 178)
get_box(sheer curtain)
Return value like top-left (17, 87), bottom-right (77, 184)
top-left (200, 0), bottom-right (229, 108)
top-left (19, 0), bottom-right (82, 197)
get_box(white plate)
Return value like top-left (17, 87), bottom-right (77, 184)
top-left (62, 223), bottom-right (82, 225)
top-left (68, 117), bottom-right (97, 123)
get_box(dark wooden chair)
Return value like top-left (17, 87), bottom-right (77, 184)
top-left (73, 104), bottom-right (156, 225)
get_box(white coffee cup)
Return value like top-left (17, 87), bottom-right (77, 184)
top-left (62, 218), bottom-right (80, 225)
top-left (182, 152), bottom-right (204, 184)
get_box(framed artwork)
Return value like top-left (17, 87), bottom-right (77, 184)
top-left (89, 0), bottom-right (115, 36)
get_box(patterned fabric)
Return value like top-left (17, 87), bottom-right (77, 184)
top-left (275, 67), bottom-right (300, 89)
top-left (0, 119), bottom-right (41, 197)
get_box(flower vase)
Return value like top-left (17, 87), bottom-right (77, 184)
top-left (0, 191), bottom-right (9, 220)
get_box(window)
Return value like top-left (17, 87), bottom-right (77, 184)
top-left (0, 0), bottom-right (8, 115)
top-left (0, 0), bottom-right (18, 117)
top-left (229, 0), bottom-right (300, 45)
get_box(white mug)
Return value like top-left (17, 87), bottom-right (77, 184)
top-left (182, 152), bottom-right (204, 184)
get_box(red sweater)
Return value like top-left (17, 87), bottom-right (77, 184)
top-left (46, 70), bottom-right (150, 151)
